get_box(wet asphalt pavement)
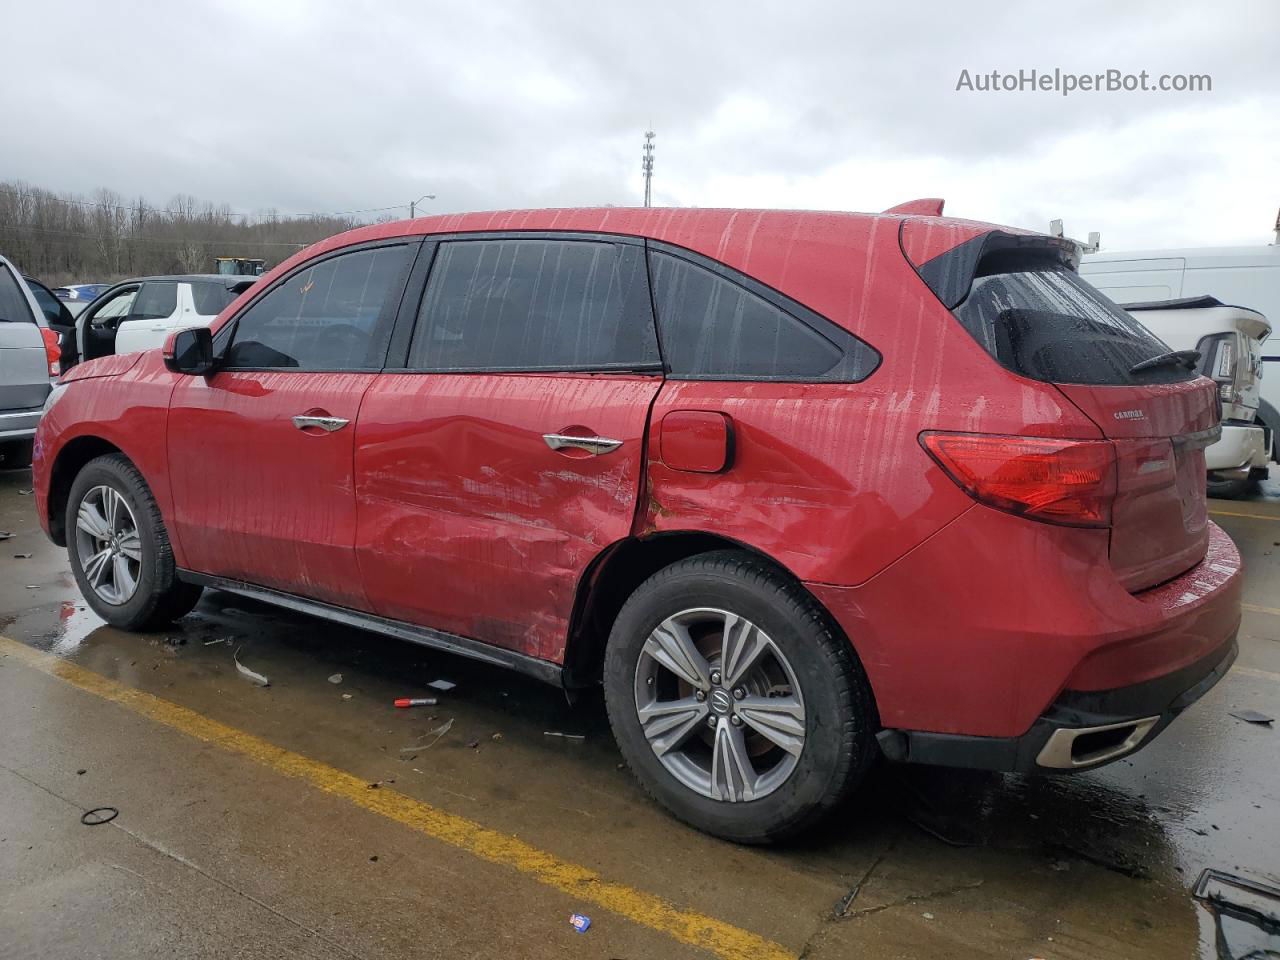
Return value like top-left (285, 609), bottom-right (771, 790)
top-left (1, 462), bottom-right (1277, 960)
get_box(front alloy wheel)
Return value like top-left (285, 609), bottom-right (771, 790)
top-left (636, 608), bottom-right (805, 802)
top-left (74, 484), bottom-right (143, 605)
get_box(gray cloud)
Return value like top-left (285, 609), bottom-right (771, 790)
top-left (7, 0), bottom-right (1279, 247)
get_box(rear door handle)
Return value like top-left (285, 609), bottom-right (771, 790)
top-left (543, 433), bottom-right (623, 455)
top-left (292, 415), bottom-right (350, 433)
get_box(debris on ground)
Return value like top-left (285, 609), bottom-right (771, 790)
top-left (328, 673), bottom-right (343, 684)
top-left (233, 648), bottom-right (270, 687)
top-left (491, 733), bottom-right (502, 741)
top-left (76, 769), bottom-right (86, 775)
top-left (341, 693), bottom-right (352, 700)
top-left (922, 912), bottom-right (935, 920)
top-left (24, 585), bottom-right (39, 589)
top-left (0, 531), bottom-right (12, 540)
top-left (400, 719), bottom-right (454, 753)
top-left (163, 636), bottom-right (185, 647)
top-left (394, 697), bottom-right (437, 708)
top-left (427, 679), bottom-right (456, 692)
top-left (544, 731), bottom-right (586, 741)
top-left (13, 553), bottom-right (32, 559)
top-left (203, 638), bottom-right (227, 646)
top-left (80, 807), bottom-right (118, 826)
top-left (1229, 709), bottom-right (1274, 725)
top-left (569, 913), bottom-right (591, 934)
top-left (466, 739), bottom-right (479, 749)
top-left (17, 488), bottom-right (32, 496)
top-left (369, 855), bottom-right (378, 862)
top-left (367, 778), bottom-right (395, 789)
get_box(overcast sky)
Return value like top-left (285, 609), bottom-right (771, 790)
top-left (7, 0), bottom-right (1278, 250)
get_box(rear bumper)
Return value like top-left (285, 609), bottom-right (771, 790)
top-left (1206, 423), bottom-right (1267, 473)
top-left (876, 635), bottom-right (1238, 772)
top-left (0, 406), bottom-right (42, 442)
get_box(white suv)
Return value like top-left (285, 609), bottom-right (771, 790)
top-left (76, 274), bottom-right (255, 365)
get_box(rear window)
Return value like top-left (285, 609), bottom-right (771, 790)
top-left (953, 258), bottom-right (1195, 385)
top-left (190, 281), bottom-right (237, 315)
top-left (0, 266), bottom-right (34, 324)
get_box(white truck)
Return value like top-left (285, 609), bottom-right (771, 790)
top-left (1081, 243), bottom-right (1280, 494)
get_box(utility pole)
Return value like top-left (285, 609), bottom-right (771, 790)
top-left (642, 131), bottom-right (655, 207)
top-left (409, 194), bottom-right (436, 219)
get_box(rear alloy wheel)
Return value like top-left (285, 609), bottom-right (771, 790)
top-left (66, 454), bottom-right (202, 630)
top-left (605, 551), bottom-right (877, 843)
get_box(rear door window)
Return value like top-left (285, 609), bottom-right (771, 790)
top-left (190, 281), bottom-right (238, 316)
top-left (0, 266), bottom-right (34, 324)
top-left (408, 238), bottom-right (659, 371)
top-left (648, 250), bottom-right (879, 381)
top-left (130, 281), bottom-right (179, 321)
top-left (224, 243), bottom-right (412, 370)
top-left (954, 258), bottom-right (1194, 385)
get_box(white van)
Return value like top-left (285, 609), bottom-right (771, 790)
top-left (1081, 244), bottom-right (1280, 470)
top-left (1119, 296), bottom-right (1269, 495)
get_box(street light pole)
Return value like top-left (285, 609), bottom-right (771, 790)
top-left (409, 194), bottom-right (436, 218)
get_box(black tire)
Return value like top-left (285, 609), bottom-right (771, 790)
top-left (603, 550), bottom-right (877, 843)
top-left (1206, 474), bottom-right (1257, 500)
top-left (65, 453), bottom-right (202, 630)
top-left (1, 439), bottom-right (34, 469)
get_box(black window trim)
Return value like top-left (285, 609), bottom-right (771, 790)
top-left (386, 231), bottom-right (664, 376)
top-left (645, 240), bottom-right (883, 383)
top-left (0, 263), bottom-right (37, 324)
top-left (213, 237), bottom-right (423, 374)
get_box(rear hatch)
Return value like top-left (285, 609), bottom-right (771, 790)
top-left (909, 229), bottom-right (1217, 592)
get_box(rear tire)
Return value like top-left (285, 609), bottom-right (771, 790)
top-left (66, 454), bottom-right (202, 630)
top-left (1206, 474), bottom-right (1257, 500)
top-left (603, 550), bottom-right (877, 843)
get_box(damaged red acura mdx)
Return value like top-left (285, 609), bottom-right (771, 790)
top-left (33, 202), bottom-right (1242, 842)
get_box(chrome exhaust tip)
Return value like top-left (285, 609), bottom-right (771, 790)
top-left (1035, 716), bottom-right (1160, 769)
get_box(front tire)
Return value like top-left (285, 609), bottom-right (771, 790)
top-left (66, 454), bottom-right (202, 630)
top-left (603, 551), bottom-right (877, 843)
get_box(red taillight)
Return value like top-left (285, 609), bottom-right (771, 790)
top-left (40, 327), bottom-right (61, 377)
top-left (920, 432), bottom-right (1116, 527)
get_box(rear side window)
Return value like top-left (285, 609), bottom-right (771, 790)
top-left (408, 239), bottom-right (659, 371)
top-left (131, 282), bottom-right (178, 321)
top-left (225, 244), bottom-right (411, 370)
top-left (648, 251), bottom-right (879, 381)
top-left (190, 281), bottom-right (237, 316)
top-left (0, 266), bottom-right (33, 324)
top-left (953, 259), bottom-right (1193, 385)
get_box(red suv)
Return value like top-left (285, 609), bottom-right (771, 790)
top-left (33, 205), bottom-right (1242, 842)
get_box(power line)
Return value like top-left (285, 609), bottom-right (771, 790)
top-left (0, 224), bottom-right (312, 247)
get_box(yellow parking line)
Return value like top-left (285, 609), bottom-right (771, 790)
top-left (0, 636), bottom-right (791, 960)
top-left (1209, 508), bottom-right (1280, 522)
top-left (1243, 603), bottom-right (1280, 618)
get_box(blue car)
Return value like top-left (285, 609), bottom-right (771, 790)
top-left (53, 283), bottom-right (110, 303)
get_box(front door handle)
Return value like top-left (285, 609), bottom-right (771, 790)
top-left (543, 433), bottom-right (623, 455)
top-left (292, 415), bottom-right (350, 433)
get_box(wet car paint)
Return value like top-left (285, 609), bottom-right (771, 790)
top-left (2, 467), bottom-right (1277, 959)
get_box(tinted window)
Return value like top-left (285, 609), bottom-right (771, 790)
top-left (26, 278), bottom-right (71, 325)
top-left (0, 266), bottom-right (33, 324)
top-left (649, 251), bottom-right (876, 380)
top-left (225, 244), bottom-right (411, 370)
top-left (190, 281), bottom-right (237, 316)
top-left (954, 259), bottom-right (1193, 385)
top-left (408, 239), bottom-right (659, 371)
top-left (131, 282), bottom-right (178, 321)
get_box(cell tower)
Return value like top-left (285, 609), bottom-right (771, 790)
top-left (642, 130), bottom-right (655, 207)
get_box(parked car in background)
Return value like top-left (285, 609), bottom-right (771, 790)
top-left (1119, 296), bottom-right (1270, 496)
top-left (34, 207), bottom-right (1242, 842)
top-left (0, 255), bottom-right (59, 467)
top-left (1082, 243), bottom-right (1280, 467)
top-left (54, 283), bottom-right (110, 304)
top-left (75, 274), bottom-right (256, 364)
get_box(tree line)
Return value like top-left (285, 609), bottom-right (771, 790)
top-left (0, 180), bottom-right (375, 286)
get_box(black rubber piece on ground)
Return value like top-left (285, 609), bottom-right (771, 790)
top-left (65, 453), bottom-right (202, 630)
top-left (603, 549), bottom-right (878, 844)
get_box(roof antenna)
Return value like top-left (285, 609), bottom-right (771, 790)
top-left (642, 129), bottom-right (655, 208)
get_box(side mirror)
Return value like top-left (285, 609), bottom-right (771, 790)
top-left (163, 327), bottom-right (216, 376)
